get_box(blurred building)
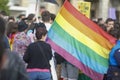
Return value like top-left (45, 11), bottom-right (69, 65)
top-left (8, 0), bottom-right (39, 17)
top-left (8, 0), bottom-right (28, 17)
top-left (8, 0), bottom-right (120, 21)
top-left (66, 0), bottom-right (120, 21)
top-left (40, 0), bottom-right (120, 21)
top-left (39, 0), bottom-right (62, 14)
top-left (41, 0), bottom-right (120, 20)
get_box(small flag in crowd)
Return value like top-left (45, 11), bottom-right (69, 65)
top-left (78, 1), bottom-right (91, 18)
top-left (47, 0), bottom-right (116, 80)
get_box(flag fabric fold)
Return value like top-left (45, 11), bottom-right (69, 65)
top-left (47, 0), bottom-right (116, 80)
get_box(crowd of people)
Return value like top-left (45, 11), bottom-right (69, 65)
top-left (93, 18), bottom-right (120, 80)
top-left (0, 9), bottom-right (56, 80)
top-left (0, 8), bottom-right (120, 80)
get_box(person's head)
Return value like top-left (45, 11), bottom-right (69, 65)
top-left (35, 23), bottom-right (47, 41)
top-left (18, 21), bottom-right (28, 32)
top-left (50, 13), bottom-right (56, 24)
top-left (0, 11), bottom-right (7, 17)
top-left (6, 22), bottom-right (18, 36)
top-left (17, 14), bottom-right (25, 20)
top-left (40, 6), bottom-right (46, 15)
top-left (8, 16), bottom-right (15, 22)
top-left (0, 11), bottom-right (8, 21)
top-left (97, 18), bottom-right (104, 25)
top-left (41, 10), bottom-right (51, 23)
top-left (109, 22), bottom-right (120, 39)
top-left (105, 18), bottom-right (114, 32)
top-left (27, 14), bottom-right (36, 22)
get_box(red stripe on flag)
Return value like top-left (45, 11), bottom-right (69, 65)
top-left (63, 1), bottom-right (116, 44)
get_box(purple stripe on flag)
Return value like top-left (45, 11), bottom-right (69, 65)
top-left (47, 38), bottom-right (103, 80)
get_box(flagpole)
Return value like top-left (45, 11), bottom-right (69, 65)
top-left (35, 0), bottom-right (39, 23)
top-left (35, 0), bottom-right (38, 12)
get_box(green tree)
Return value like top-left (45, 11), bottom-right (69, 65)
top-left (0, 0), bottom-right (9, 15)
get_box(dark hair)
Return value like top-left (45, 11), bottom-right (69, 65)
top-left (97, 18), bottom-right (103, 23)
top-left (50, 13), bottom-right (56, 21)
top-left (27, 14), bottom-right (35, 20)
top-left (0, 11), bottom-right (7, 16)
top-left (8, 16), bottom-right (15, 22)
top-left (98, 18), bottom-right (102, 21)
top-left (34, 23), bottom-right (46, 29)
top-left (17, 14), bottom-right (25, 19)
top-left (35, 23), bottom-right (47, 40)
top-left (41, 11), bottom-right (50, 22)
top-left (18, 21), bottom-right (28, 32)
top-left (105, 18), bottom-right (114, 24)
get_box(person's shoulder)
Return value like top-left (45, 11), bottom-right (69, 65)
top-left (40, 41), bottom-right (51, 48)
top-left (28, 42), bottom-right (36, 47)
top-left (45, 42), bottom-right (51, 47)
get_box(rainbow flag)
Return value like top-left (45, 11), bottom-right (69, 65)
top-left (47, 0), bottom-right (116, 80)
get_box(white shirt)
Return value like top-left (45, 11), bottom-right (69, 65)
top-left (44, 23), bottom-right (52, 31)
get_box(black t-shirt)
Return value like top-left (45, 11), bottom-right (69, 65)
top-left (23, 41), bottom-right (52, 69)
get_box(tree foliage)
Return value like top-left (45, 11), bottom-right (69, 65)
top-left (0, 0), bottom-right (9, 15)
